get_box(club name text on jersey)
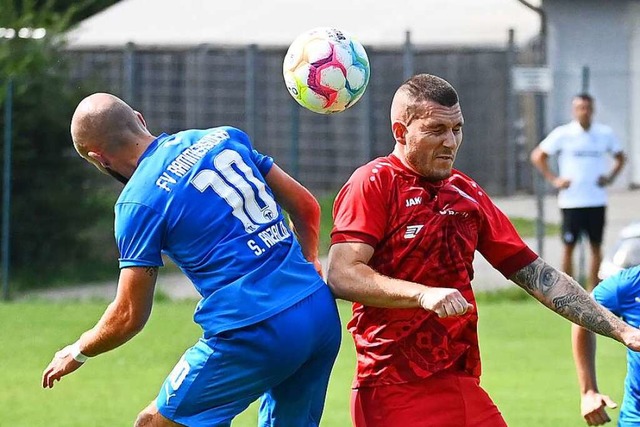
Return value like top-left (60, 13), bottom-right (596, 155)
top-left (156, 130), bottom-right (230, 192)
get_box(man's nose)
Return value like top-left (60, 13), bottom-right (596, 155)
top-left (442, 130), bottom-right (458, 148)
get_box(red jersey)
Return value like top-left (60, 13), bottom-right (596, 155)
top-left (331, 154), bottom-right (537, 388)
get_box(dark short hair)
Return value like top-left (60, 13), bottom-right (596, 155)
top-left (400, 74), bottom-right (459, 107)
top-left (574, 93), bottom-right (594, 104)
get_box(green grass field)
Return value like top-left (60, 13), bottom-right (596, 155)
top-left (0, 296), bottom-right (627, 426)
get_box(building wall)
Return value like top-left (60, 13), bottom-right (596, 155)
top-left (630, 1), bottom-right (640, 184)
top-left (545, 0), bottom-right (635, 186)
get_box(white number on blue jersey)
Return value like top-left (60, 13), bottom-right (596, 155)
top-left (191, 149), bottom-right (278, 233)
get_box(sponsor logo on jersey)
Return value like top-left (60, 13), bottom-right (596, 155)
top-left (404, 225), bottom-right (424, 239)
top-left (406, 196), bottom-right (422, 207)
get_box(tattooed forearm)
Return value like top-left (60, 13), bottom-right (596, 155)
top-left (510, 257), bottom-right (621, 341)
top-left (511, 258), bottom-right (559, 294)
top-left (552, 293), bottom-right (614, 337)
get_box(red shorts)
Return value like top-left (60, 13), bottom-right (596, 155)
top-left (351, 371), bottom-right (507, 427)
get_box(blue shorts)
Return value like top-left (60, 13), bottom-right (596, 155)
top-left (156, 285), bottom-right (341, 426)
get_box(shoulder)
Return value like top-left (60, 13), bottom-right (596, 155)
top-left (595, 265), bottom-right (640, 301)
top-left (591, 122), bottom-right (614, 134)
top-left (347, 156), bottom-right (396, 186)
top-left (548, 122), bottom-right (577, 139)
top-left (448, 170), bottom-right (489, 200)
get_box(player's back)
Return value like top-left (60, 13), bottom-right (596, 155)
top-left (115, 126), bottom-right (324, 335)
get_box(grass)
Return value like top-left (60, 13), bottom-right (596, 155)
top-left (1, 297), bottom-right (627, 426)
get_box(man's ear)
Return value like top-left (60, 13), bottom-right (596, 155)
top-left (86, 151), bottom-right (110, 175)
top-left (392, 121), bottom-right (408, 145)
top-left (134, 111), bottom-right (148, 129)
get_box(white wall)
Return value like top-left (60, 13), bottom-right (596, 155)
top-left (545, 0), bottom-right (634, 186)
top-left (630, 1), bottom-right (640, 184)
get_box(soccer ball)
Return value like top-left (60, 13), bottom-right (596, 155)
top-left (283, 27), bottom-right (370, 114)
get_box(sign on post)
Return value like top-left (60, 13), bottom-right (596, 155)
top-left (512, 67), bottom-right (553, 93)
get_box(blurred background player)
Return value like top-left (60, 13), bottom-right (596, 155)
top-left (41, 93), bottom-right (341, 427)
top-left (530, 94), bottom-right (626, 291)
top-left (573, 264), bottom-right (640, 426)
top-left (327, 74), bottom-right (640, 427)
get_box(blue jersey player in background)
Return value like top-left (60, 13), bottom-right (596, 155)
top-left (573, 264), bottom-right (640, 426)
top-left (42, 93), bottom-right (342, 427)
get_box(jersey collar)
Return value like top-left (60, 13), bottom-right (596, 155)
top-left (137, 133), bottom-right (169, 165)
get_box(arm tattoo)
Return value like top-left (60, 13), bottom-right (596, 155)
top-left (144, 267), bottom-right (158, 277)
top-left (510, 258), bottom-right (617, 340)
top-left (511, 258), bottom-right (559, 295)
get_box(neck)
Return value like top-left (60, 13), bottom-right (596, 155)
top-left (110, 134), bottom-right (157, 181)
top-left (578, 120), bottom-right (591, 130)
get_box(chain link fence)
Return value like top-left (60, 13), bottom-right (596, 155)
top-left (66, 42), bottom-right (518, 197)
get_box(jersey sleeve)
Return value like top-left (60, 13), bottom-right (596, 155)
top-left (538, 127), bottom-right (564, 155)
top-left (474, 186), bottom-right (538, 277)
top-left (115, 202), bottom-right (166, 268)
top-left (224, 126), bottom-right (274, 176)
top-left (331, 165), bottom-right (389, 247)
top-left (606, 128), bottom-right (623, 154)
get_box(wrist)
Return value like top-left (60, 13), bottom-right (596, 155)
top-left (69, 342), bottom-right (89, 363)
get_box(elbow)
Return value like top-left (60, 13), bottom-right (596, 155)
top-left (326, 264), bottom-right (350, 301)
top-left (116, 306), bottom-right (149, 338)
top-left (302, 196), bottom-right (321, 223)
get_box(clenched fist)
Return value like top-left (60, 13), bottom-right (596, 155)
top-left (417, 287), bottom-right (474, 318)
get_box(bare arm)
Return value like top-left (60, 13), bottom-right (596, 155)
top-left (42, 266), bottom-right (158, 388)
top-left (327, 242), bottom-right (473, 316)
top-left (266, 164), bottom-right (321, 273)
top-left (530, 147), bottom-right (570, 189)
top-left (572, 323), bottom-right (618, 425)
top-left (599, 151), bottom-right (626, 186)
top-left (510, 257), bottom-right (640, 348)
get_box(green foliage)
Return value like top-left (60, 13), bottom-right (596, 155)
top-left (0, 0), bottom-right (121, 290)
top-left (1, 298), bottom-right (626, 426)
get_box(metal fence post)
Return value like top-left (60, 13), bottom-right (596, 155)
top-left (2, 78), bottom-right (13, 301)
top-left (245, 44), bottom-right (257, 140)
top-left (402, 30), bottom-right (414, 81)
top-left (505, 29), bottom-right (517, 196)
top-left (290, 101), bottom-right (300, 178)
top-left (123, 42), bottom-right (135, 103)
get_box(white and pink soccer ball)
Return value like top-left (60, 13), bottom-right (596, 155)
top-left (283, 27), bottom-right (370, 114)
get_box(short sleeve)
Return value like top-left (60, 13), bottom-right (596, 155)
top-left (606, 129), bottom-right (623, 154)
top-left (224, 126), bottom-right (274, 176)
top-left (331, 166), bottom-right (388, 247)
top-left (474, 187), bottom-right (538, 277)
top-left (115, 203), bottom-right (166, 268)
top-left (538, 127), bottom-right (564, 155)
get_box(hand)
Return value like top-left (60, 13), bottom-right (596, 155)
top-left (42, 344), bottom-right (85, 389)
top-left (417, 287), bottom-right (474, 318)
top-left (597, 175), bottom-right (611, 187)
top-left (621, 327), bottom-right (640, 352)
top-left (581, 390), bottom-right (617, 426)
top-left (552, 177), bottom-right (571, 189)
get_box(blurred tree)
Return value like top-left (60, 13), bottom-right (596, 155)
top-left (1, 0), bottom-right (120, 290)
top-left (8, 0), bottom-right (121, 25)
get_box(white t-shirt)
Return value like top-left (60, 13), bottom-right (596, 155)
top-left (538, 121), bottom-right (623, 209)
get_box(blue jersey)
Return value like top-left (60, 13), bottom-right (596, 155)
top-left (593, 265), bottom-right (640, 426)
top-left (114, 127), bottom-right (325, 336)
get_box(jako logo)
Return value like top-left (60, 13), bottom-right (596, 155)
top-left (404, 225), bottom-right (424, 239)
top-left (406, 197), bottom-right (422, 207)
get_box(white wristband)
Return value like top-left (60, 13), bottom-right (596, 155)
top-left (69, 342), bottom-right (89, 363)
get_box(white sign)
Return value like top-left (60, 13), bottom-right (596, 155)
top-left (512, 67), bottom-right (553, 93)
